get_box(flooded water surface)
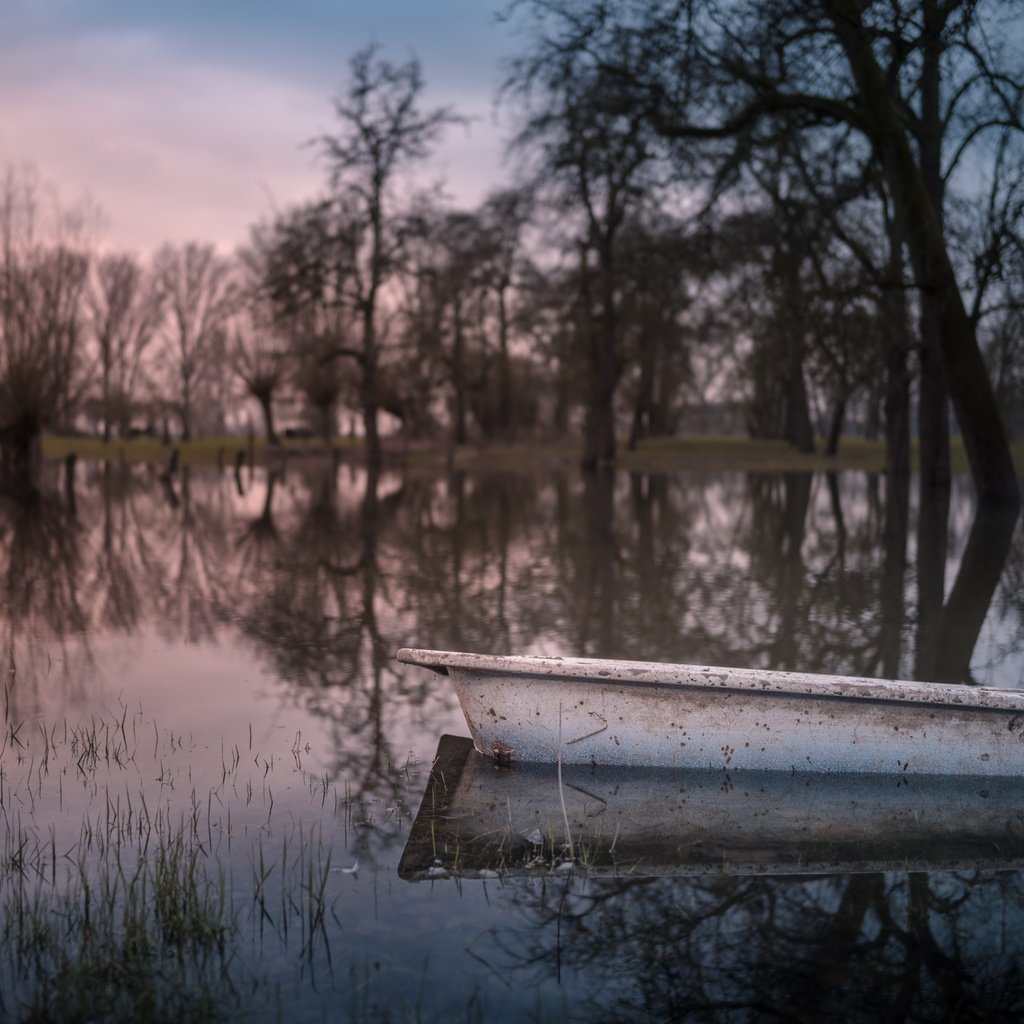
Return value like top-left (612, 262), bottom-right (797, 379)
top-left (2, 460), bottom-right (1023, 1022)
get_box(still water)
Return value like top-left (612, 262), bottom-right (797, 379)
top-left (1, 459), bottom-right (1023, 1021)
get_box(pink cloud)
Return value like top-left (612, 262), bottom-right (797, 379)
top-left (0, 29), bottom-right (506, 254)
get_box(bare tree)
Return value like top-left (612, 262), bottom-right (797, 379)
top-left (0, 167), bottom-right (93, 485)
top-left (235, 239), bottom-right (294, 445)
top-left (391, 205), bottom-right (450, 439)
top-left (231, 312), bottom-right (286, 446)
top-left (404, 205), bottom-right (492, 445)
top-left (510, 0), bottom-right (1022, 505)
top-left (506, 36), bottom-right (661, 468)
top-left (394, 189), bottom-right (535, 444)
top-left (477, 188), bottom-right (533, 438)
top-left (254, 200), bottom-right (358, 442)
top-left (963, 122), bottom-right (1024, 435)
top-left (784, 138), bottom-right (916, 474)
top-left (88, 252), bottom-right (164, 440)
top-left (153, 242), bottom-right (237, 441)
top-left (312, 45), bottom-right (462, 464)
top-left (616, 213), bottom-right (696, 448)
top-left (514, 257), bottom-right (590, 438)
top-left (709, 176), bottom-right (832, 453)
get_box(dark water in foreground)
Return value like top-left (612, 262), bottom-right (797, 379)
top-left (1, 460), bottom-right (1023, 1022)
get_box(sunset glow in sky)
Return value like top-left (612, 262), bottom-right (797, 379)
top-left (0, 1), bottom-right (513, 253)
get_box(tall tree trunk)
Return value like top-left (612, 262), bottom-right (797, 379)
top-left (882, 218), bottom-right (912, 477)
top-left (746, 352), bottom-right (785, 439)
top-left (582, 365), bottom-right (617, 469)
top-left (651, 365), bottom-right (672, 436)
top-left (783, 360), bottom-right (815, 453)
top-left (779, 231), bottom-right (815, 454)
top-left (0, 415), bottom-right (41, 491)
top-left (582, 467), bottom-right (617, 656)
top-left (827, 0), bottom-right (1020, 509)
top-left (824, 391), bottom-right (846, 457)
top-left (256, 390), bottom-right (278, 445)
top-left (628, 401), bottom-right (644, 451)
top-left (180, 373), bottom-right (192, 442)
top-left (451, 296), bottom-right (467, 446)
top-left (934, 502), bottom-right (1018, 682)
top-left (102, 353), bottom-right (112, 443)
top-left (581, 241), bottom-right (620, 470)
top-left (880, 471), bottom-right (910, 678)
top-left (884, 332), bottom-right (912, 477)
top-left (918, 310), bottom-right (950, 484)
top-left (914, 480), bottom-right (949, 681)
top-left (361, 318), bottom-right (381, 466)
top-left (496, 281), bottom-right (512, 438)
top-left (916, 0), bottom-right (951, 487)
top-left (363, 200), bottom-right (384, 467)
top-left (628, 332), bottom-right (657, 451)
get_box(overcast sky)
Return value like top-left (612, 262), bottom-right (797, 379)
top-left (0, 1), bottom-right (516, 254)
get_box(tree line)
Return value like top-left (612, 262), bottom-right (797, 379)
top-left (1, 1), bottom-right (1021, 505)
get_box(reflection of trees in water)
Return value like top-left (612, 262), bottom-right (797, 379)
top-left (152, 467), bottom-right (235, 644)
top-left (434, 469), bottom-right (880, 669)
top-left (491, 468), bottom-right (1018, 682)
top-left (234, 468), bottom-right (281, 579)
top-left (0, 483), bottom-right (92, 715)
top-left (233, 465), bottom-right (377, 690)
top-left (387, 469), bottom-right (561, 653)
top-left (932, 501), bottom-right (1021, 684)
top-left (916, 482), bottom-right (952, 681)
top-left (482, 869), bottom-right (1024, 1022)
top-left (3, 461), bottom-right (1020, 722)
top-left (0, 487), bottom-right (86, 636)
top-left (76, 460), bottom-right (235, 646)
top-left (227, 462), bottom-right (456, 857)
top-left (879, 472), bottom-right (910, 680)
top-left (193, 465), bottom-right (1020, 689)
top-left (989, 524), bottom-right (1024, 686)
top-left (704, 472), bottom-right (919, 678)
top-left (1, 461), bottom-right (242, 714)
top-left (90, 460), bottom-right (146, 634)
top-left (429, 470), bottom-right (875, 670)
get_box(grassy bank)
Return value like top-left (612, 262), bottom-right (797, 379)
top-left (44, 432), bottom-right (1024, 476)
top-left (42, 434), bottom-right (358, 467)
